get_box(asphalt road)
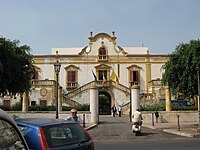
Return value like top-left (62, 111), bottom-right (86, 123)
top-left (88, 115), bottom-right (200, 150)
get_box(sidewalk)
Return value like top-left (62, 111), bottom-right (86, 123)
top-left (84, 123), bottom-right (98, 130)
top-left (143, 122), bottom-right (200, 138)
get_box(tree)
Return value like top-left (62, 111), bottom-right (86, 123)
top-left (0, 37), bottom-right (35, 96)
top-left (162, 39), bottom-right (200, 99)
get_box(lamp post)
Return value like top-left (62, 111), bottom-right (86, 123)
top-left (130, 85), bottom-right (132, 122)
top-left (54, 60), bottom-right (61, 119)
top-left (197, 67), bottom-right (200, 132)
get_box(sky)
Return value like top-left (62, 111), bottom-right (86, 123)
top-left (1, 0), bottom-right (200, 55)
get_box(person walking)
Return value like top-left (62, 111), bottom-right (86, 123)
top-left (118, 105), bottom-right (122, 117)
top-left (111, 105), bottom-right (117, 117)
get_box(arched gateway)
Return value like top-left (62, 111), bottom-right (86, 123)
top-left (99, 91), bottom-right (112, 115)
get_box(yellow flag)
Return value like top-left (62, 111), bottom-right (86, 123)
top-left (110, 70), bottom-right (119, 85)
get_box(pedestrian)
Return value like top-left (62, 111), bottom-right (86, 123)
top-left (155, 111), bottom-right (159, 123)
top-left (111, 105), bottom-right (117, 117)
top-left (66, 108), bottom-right (79, 122)
top-left (118, 105), bottom-right (122, 117)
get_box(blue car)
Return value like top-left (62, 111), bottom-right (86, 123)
top-left (15, 118), bottom-right (94, 150)
top-left (171, 100), bottom-right (192, 106)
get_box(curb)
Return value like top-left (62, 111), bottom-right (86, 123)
top-left (143, 125), bottom-right (200, 138)
top-left (143, 125), bottom-right (157, 130)
top-left (163, 129), bottom-right (200, 138)
top-left (85, 123), bottom-right (98, 130)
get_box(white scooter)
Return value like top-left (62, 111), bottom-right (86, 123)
top-left (132, 122), bottom-right (142, 136)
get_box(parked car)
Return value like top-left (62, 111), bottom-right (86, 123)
top-left (159, 99), bottom-right (193, 106)
top-left (15, 118), bottom-right (94, 150)
top-left (171, 100), bottom-right (192, 106)
top-left (0, 109), bottom-right (29, 150)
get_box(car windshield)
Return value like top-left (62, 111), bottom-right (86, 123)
top-left (42, 123), bottom-right (90, 148)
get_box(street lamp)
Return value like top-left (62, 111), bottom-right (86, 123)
top-left (54, 60), bottom-right (61, 119)
top-left (197, 67), bottom-right (200, 132)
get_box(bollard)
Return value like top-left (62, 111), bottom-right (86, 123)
top-left (155, 111), bottom-right (159, 123)
top-left (152, 113), bottom-right (154, 126)
top-left (83, 114), bottom-right (85, 128)
top-left (177, 115), bottom-right (180, 131)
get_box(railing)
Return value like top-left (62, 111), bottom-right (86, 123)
top-left (63, 80), bottom-right (145, 107)
top-left (130, 81), bottom-right (139, 87)
top-left (98, 55), bottom-right (108, 61)
top-left (32, 79), bottom-right (56, 87)
top-left (62, 96), bottom-right (80, 106)
top-left (65, 80), bottom-right (131, 98)
top-left (66, 82), bottom-right (78, 89)
top-left (64, 81), bottom-right (95, 98)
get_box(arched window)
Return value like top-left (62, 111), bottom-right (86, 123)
top-left (127, 65), bottom-right (141, 87)
top-left (98, 47), bottom-right (108, 61)
top-left (65, 65), bottom-right (79, 89)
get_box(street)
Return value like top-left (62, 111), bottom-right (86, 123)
top-left (88, 115), bottom-right (200, 150)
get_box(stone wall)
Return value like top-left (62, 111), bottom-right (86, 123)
top-left (142, 111), bottom-right (199, 124)
top-left (7, 111), bottom-right (91, 124)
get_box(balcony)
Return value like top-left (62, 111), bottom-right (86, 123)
top-left (98, 55), bottom-right (108, 62)
top-left (32, 79), bottom-right (56, 87)
top-left (130, 81), bottom-right (140, 87)
top-left (66, 82), bottom-right (78, 89)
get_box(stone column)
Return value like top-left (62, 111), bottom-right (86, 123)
top-left (58, 86), bottom-right (62, 112)
top-left (165, 85), bottom-right (172, 111)
top-left (22, 91), bottom-right (28, 112)
top-left (90, 85), bottom-right (99, 124)
top-left (131, 85), bottom-right (140, 118)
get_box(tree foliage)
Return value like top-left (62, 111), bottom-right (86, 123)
top-left (162, 39), bottom-right (200, 99)
top-left (0, 37), bottom-right (35, 96)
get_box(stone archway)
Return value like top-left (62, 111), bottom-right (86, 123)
top-left (99, 91), bottom-right (111, 115)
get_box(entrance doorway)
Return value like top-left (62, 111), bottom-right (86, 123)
top-left (99, 91), bottom-right (111, 115)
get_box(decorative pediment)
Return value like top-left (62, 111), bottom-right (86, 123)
top-left (65, 65), bottom-right (79, 70)
top-left (78, 46), bottom-right (88, 55)
top-left (127, 64), bottom-right (142, 70)
top-left (89, 32), bottom-right (116, 43)
top-left (95, 64), bottom-right (111, 69)
top-left (33, 65), bottom-right (41, 71)
top-left (117, 46), bottom-right (128, 55)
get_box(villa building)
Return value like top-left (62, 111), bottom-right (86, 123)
top-left (0, 32), bottom-right (168, 114)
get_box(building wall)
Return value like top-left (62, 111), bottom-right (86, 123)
top-left (32, 33), bottom-right (167, 106)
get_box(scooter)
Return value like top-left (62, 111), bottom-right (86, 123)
top-left (132, 122), bottom-right (142, 136)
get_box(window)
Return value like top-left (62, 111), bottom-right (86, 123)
top-left (67, 71), bottom-right (77, 88)
top-left (31, 101), bottom-right (36, 106)
top-left (98, 47), bottom-right (107, 61)
top-left (130, 71), bottom-right (139, 83)
top-left (40, 100), bottom-right (47, 107)
top-left (32, 69), bottom-right (39, 80)
top-left (42, 123), bottom-right (90, 148)
top-left (130, 70), bottom-right (139, 86)
top-left (127, 65), bottom-right (141, 87)
top-left (3, 100), bottom-right (10, 107)
top-left (98, 70), bottom-right (107, 81)
top-left (65, 65), bottom-right (79, 89)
